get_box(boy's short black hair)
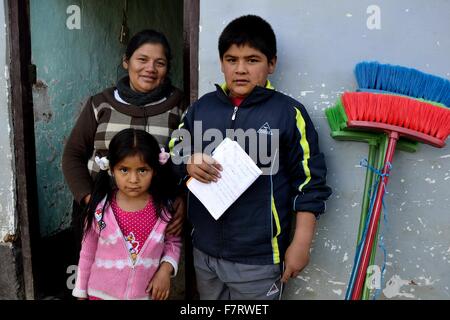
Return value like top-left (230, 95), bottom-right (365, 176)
top-left (218, 15), bottom-right (277, 61)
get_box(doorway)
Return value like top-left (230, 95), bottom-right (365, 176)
top-left (11, 0), bottom-right (198, 299)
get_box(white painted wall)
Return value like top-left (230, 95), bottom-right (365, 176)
top-left (199, 0), bottom-right (450, 299)
top-left (0, 0), bottom-right (17, 243)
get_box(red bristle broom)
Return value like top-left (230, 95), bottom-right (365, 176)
top-left (342, 92), bottom-right (450, 300)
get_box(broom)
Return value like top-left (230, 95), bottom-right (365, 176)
top-left (326, 99), bottom-right (417, 247)
top-left (340, 92), bottom-right (450, 300)
top-left (331, 96), bottom-right (448, 299)
top-left (353, 62), bottom-right (449, 298)
top-left (326, 100), bottom-right (418, 300)
top-left (355, 61), bottom-right (450, 107)
top-left (361, 97), bottom-right (448, 300)
top-left (347, 62), bottom-right (450, 299)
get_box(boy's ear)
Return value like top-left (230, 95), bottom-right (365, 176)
top-left (268, 56), bottom-right (277, 74)
top-left (122, 55), bottom-right (129, 70)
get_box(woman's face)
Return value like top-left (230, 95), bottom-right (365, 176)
top-left (123, 43), bottom-right (168, 93)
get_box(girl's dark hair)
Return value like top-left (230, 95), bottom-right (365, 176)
top-left (218, 15), bottom-right (277, 62)
top-left (82, 128), bottom-right (177, 236)
top-left (125, 29), bottom-right (172, 72)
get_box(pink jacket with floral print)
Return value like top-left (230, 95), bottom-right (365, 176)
top-left (72, 198), bottom-right (181, 300)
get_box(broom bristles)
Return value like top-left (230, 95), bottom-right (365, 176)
top-left (325, 98), bottom-right (349, 131)
top-left (342, 92), bottom-right (450, 141)
top-left (355, 61), bottom-right (450, 107)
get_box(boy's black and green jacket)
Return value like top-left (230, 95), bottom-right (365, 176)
top-left (170, 82), bottom-right (332, 265)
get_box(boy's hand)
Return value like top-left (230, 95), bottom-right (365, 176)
top-left (281, 211), bottom-right (316, 283)
top-left (166, 195), bottom-right (186, 236)
top-left (281, 242), bottom-right (310, 283)
top-left (187, 153), bottom-right (222, 183)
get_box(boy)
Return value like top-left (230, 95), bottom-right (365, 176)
top-left (170, 15), bottom-right (331, 300)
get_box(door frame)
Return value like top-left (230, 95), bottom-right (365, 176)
top-left (183, 0), bottom-right (199, 300)
top-left (183, 0), bottom-right (199, 106)
top-left (7, 0), bottom-right (39, 300)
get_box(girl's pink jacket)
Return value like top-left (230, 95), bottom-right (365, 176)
top-left (72, 198), bottom-right (181, 300)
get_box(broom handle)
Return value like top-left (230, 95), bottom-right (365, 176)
top-left (351, 130), bottom-right (399, 300)
top-left (362, 135), bottom-right (388, 299)
top-left (356, 142), bottom-right (378, 243)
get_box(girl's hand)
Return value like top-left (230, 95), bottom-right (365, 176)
top-left (166, 196), bottom-right (186, 236)
top-left (146, 262), bottom-right (173, 300)
top-left (187, 153), bottom-right (222, 183)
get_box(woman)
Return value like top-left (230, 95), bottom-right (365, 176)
top-left (62, 29), bottom-right (186, 243)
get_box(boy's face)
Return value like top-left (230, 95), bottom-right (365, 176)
top-left (220, 44), bottom-right (276, 99)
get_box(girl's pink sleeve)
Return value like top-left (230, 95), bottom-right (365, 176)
top-left (72, 224), bottom-right (99, 298)
top-left (160, 234), bottom-right (182, 277)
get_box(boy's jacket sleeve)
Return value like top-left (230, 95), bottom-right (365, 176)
top-left (286, 104), bottom-right (332, 217)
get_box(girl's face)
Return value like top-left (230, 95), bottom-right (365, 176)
top-left (123, 43), bottom-right (168, 93)
top-left (112, 154), bottom-right (154, 201)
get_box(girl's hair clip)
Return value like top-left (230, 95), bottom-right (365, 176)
top-left (95, 156), bottom-right (110, 171)
top-left (159, 147), bottom-right (170, 165)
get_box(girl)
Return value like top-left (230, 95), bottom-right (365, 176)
top-left (72, 128), bottom-right (181, 300)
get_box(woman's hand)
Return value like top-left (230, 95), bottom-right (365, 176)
top-left (166, 196), bottom-right (186, 236)
top-left (83, 194), bottom-right (91, 206)
top-left (146, 262), bottom-right (173, 300)
top-left (187, 153), bottom-right (222, 184)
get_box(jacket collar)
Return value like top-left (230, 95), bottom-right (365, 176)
top-left (215, 80), bottom-right (275, 107)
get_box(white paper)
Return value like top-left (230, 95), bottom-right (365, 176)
top-left (187, 138), bottom-right (262, 220)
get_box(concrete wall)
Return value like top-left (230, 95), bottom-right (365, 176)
top-left (199, 0), bottom-right (450, 299)
top-left (30, 0), bottom-right (183, 236)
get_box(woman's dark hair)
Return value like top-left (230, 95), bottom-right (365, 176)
top-left (218, 15), bottom-right (277, 62)
top-left (125, 29), bottom-right (172, 72)
top-left (82, 128), bottom-right (177, 236)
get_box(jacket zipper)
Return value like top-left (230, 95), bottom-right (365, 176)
top-left (125, 219), bottom-right (162, 299)
top-left (218, 105), bottom-right (239, 259)
top-left (231, 106), bottom-right (238, 126)
top-left (125, 267), bottom-right (135, 299)
top-left (109, 204), bottom-right (145, 299)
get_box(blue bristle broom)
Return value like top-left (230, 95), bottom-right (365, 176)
top-left (355, 61), bottom-right (450, 107)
